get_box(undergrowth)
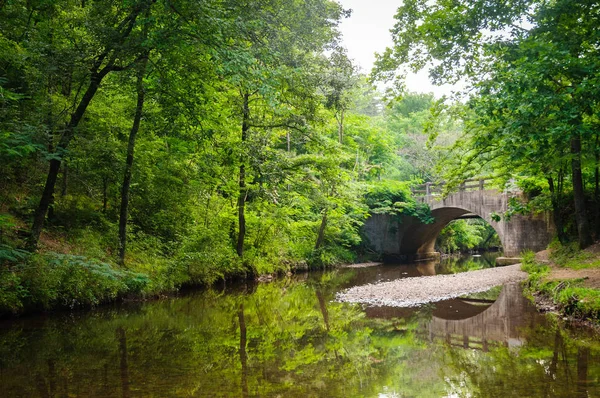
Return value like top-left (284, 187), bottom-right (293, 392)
top-left (1, 252), bottom-right (149, 314)
top-left (521, 249), bottom-right (600, 324)
top-left (548, 240), bottom-right (600, 270)
top-left (0, 218), bottom-right (355, 316)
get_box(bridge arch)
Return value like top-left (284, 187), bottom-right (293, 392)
top-left (400, 206), bottom-right (506, 259)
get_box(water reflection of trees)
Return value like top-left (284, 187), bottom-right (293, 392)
top-left (441, 326), bottom-right (599, 397)
top-left (436, 252), bottom-right (502, 275)
top-left (0, 272), bottom-right (598, 397)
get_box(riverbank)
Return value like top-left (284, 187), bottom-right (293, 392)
top-left (521, 242), bottom-right (600, 328)
top-left (0, 226), bottom-right (322, 317)
top-left (336, 263), bottom-right (527, 307)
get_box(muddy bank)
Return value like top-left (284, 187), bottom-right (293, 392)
top-left (336, 264), bottom-right (527, 307)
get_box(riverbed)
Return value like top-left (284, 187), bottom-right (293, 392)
top-left (1, 254), bottom-right (598, 397)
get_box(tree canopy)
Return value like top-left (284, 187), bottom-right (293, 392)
top-left (375, 0), bottom-right (600, 248)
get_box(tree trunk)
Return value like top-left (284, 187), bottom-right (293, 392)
top-left (118, 55), bottom-right (148, 265)
top-left (237, 93), bottom-right (250, 257)
top-left (316, 290), bottom-right (330, 331)
top-left (548, 176), bottom-right (566, 244)
top-left (29, 73), bottom-right (105, 249)
top-left (315, 210), bottom-right (328, 250)
top-left (116, 327), bottom-right (130, 398)
top-left (595, 133), bottom-right (599, 238)
top-left (577, 346), bottom-right (590, 397)
top-left (571, 133), bottom-right (593, 248)
top-left (48, 359), bottom-right (56, 397)
top-left (238, 304), bottom-right (249, 398)
top-left (548, 328), bottom-right (562, 379)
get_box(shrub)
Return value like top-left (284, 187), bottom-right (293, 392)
top-left (0, 253), bottom-right (150, 314)
top-left (307, 245), bottom-right (356, 269)
top-left (0, 269), bottom-right (27, 313)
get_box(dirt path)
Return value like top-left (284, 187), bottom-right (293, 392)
top-left (545, 267), bottom-right (600, 289)
top-left (336, 264), bottom-right (527, 307)
top-left (538, 244), bottom-right (600, 289)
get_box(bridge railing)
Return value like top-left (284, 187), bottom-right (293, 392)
top-left (412, 178), bottom-right (494, 197)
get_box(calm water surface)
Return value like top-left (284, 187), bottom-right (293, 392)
top-left (1, 255), bottom-right (599, 397)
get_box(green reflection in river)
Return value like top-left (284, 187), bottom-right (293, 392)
top-left (0, 267), bottom-right (598, 397)
top-left (436, 251), bottom-right (502, 275)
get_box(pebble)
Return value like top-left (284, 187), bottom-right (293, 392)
top-left (336, 264), bottom-right (527, 307)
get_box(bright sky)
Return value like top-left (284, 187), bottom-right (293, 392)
top-left (336, 0), bottom-right (461, 98)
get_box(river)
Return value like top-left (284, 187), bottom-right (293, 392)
top-left (1, 255), bottom-right (598, 397)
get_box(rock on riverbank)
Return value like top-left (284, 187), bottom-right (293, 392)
top-left (336, 264), bottom-right (527, 307)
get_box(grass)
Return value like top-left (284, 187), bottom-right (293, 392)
top-left (549, 241), bottom-right (600, 270)
top-left (521, 246), bottom-right (600, 324)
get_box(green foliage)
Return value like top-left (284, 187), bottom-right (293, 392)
top-left (460, 285), bottom-right (503, 301)
top-left (375, 0), bottom-right (600, 246)
top-left (521, 250), bottom-right (549, 275)
top-left (0, 244), bottom-right (29, 265)
top-left (436, 220), bottom-right (486, 254)
top-left (0, 269), bottom-right (27, 313)
top-left (522, 245), bottom-right (600, 323)
top-left (555, 284), bottom-right (600, 320)
top-left (0, 0), bottom-right (490, 315)
top-left (436, 219), bottom-right (500, 254)
top-left (0, 252), bottom-right (149, 314)
top-left (548, 241), bottom-right (600, 270)
top-left (307, 246), bottom-right (356, 269)
top-left (178, 228), bottom-right (245, 284)
top-left (533, 278), bottom-right (600, 322)
top-left (364, 180), bottom-right (433, 223)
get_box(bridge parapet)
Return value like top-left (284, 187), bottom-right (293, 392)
top-left (412, 177), bottom-right (495, 198)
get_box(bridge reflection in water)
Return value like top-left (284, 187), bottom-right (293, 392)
top-left (364, 283), bottom-right (539, 351)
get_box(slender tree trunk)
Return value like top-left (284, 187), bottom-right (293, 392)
top-left (577, 346), bottom-right (589, 397)
top-left (571, 133), bottom-right (593, 248)
top-left (46, 111), bottom-right (56, 223)
top-left (316, 290), bottom-right (330, 331)
top-left (595, 133), bottom-right (599, 237)
top-left (548, 176), bottom-right (566, 244)
top-left (238, 304), bottom-right (249, 398)
top-left (47, 190), bottom-right (56, 222)
top-left (549, 328), bottom-right (562, 378)
top-left (118, 55), bottom-right (148, 265)
top-left (29, 73), bottom-right (105, 249)
top-left (315, 210), bottom-right (328, 250)
top-left (35, 373), bottom-right (49, 398)
top-left (237, 93), bottom-right (250, 257)
top-left (116, 327), bottom-right (130, 398)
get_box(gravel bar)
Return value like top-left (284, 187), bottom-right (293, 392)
top-left (336, 264), bottom-right (527, 307)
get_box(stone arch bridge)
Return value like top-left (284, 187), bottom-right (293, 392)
top-left (363, 179), bottom-right (554, 261)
